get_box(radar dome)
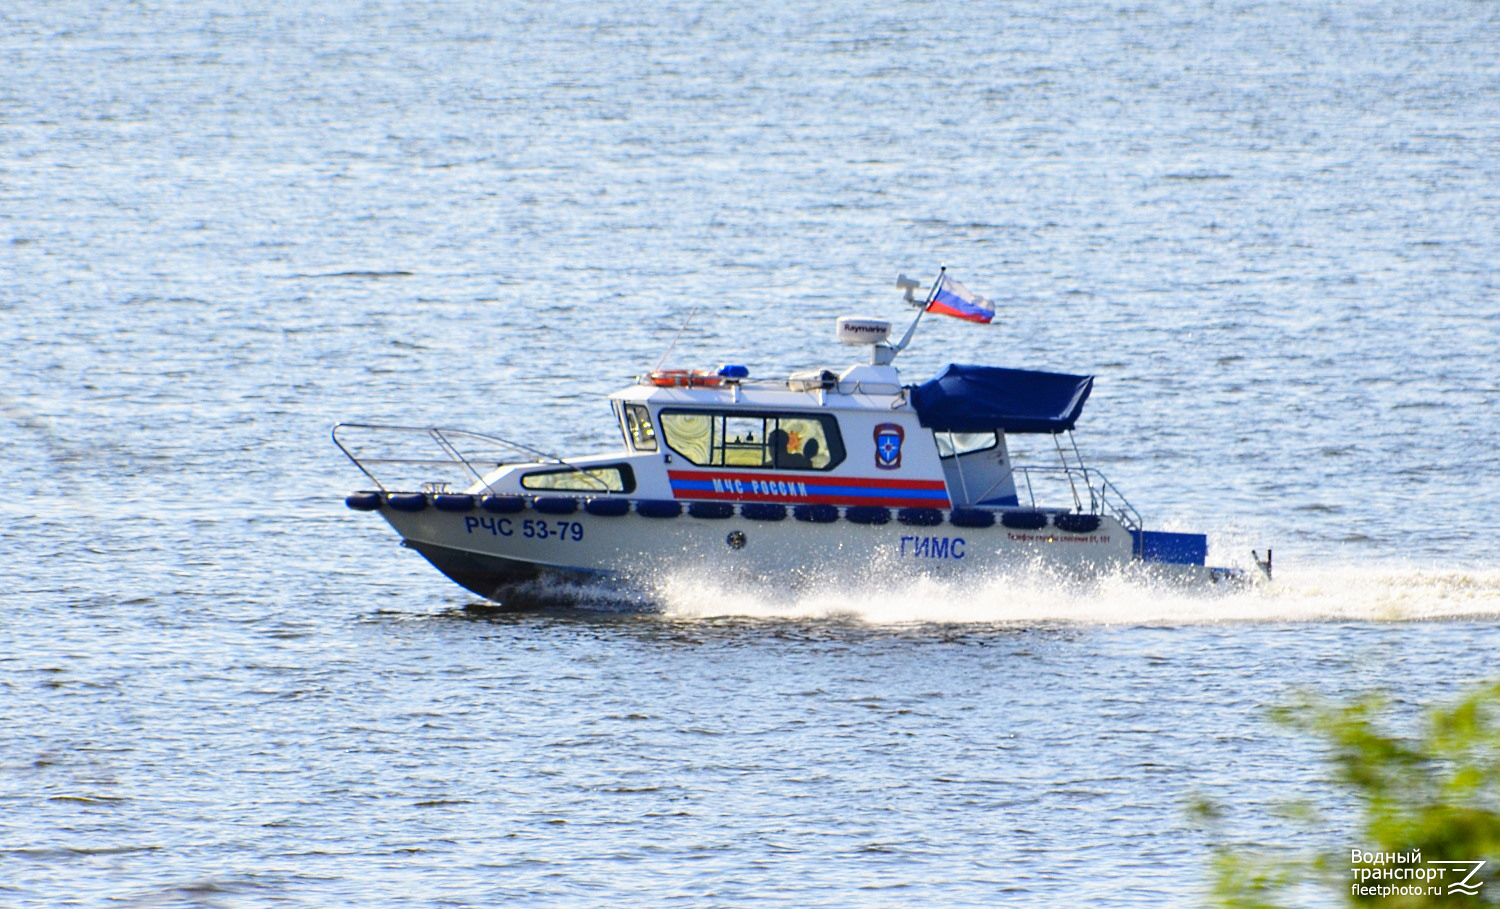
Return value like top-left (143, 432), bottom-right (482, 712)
top-left (835, 317), bottom-right (891, 345)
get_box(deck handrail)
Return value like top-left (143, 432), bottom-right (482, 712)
top-left (1010, 465), bottom-right (1143, 535)
top-left (331, 423), bottom-right (611, 494)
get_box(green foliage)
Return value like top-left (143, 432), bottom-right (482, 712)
top-left (1202, 680), bottom-right (1500, 907)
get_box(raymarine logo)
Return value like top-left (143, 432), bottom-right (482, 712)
top-left (1349, 850), bottom-right (1486, 899)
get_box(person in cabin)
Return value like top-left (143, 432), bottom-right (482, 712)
top-left (766, 429), bottom-right (792, 468)
top-left (769, 428), bottom-right (813, 469)
top-left (800, 438), bottom-right (820, 469)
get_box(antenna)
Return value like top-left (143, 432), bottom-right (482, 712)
top-left (895, 273), bottom-right (922, 305)
top-left (888, 266), bottom-right (945, 359)
top-left (653, 305), bottom-right (700, 373)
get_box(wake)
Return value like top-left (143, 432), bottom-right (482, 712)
top-left (652, 563), bottom-right (1500, 625)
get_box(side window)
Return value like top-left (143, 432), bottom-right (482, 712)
top-left (935, 431), bottom-right (998, 459)
top-left (721, 416), bottom-right (767, 466)
top-left (659, 410), bottom-right (845, 471)
top-left (623, 404), bottom-right (657, 452)
top-left (520, 464), bottom-right (636, 493)
top-left (658, 412), bottom-right (713, 464)
top-left (771, 416), bottom-right (840, 470)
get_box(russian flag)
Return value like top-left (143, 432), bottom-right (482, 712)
top-left (926, 274), bottom-right (995, 324)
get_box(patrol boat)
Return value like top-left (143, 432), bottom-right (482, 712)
top-left (335, 272), bottom-right (1266, 607)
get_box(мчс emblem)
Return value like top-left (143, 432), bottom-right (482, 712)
top-left (874, 423), bottom-right (904, 470)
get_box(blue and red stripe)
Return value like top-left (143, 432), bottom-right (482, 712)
top-left (667, 470), bottom-right (951, 508)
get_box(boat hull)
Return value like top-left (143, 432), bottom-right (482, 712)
top-left (368, 501), bottom-right (1237, 608)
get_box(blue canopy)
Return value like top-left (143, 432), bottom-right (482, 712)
top-left (908, 364), bottom-right (1094, 434)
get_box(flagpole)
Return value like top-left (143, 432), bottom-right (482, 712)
top-left (893, 265), bottom-right (945, 355)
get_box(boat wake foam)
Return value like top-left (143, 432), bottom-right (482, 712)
top-left (650, 563), bottom-right (1500, 625)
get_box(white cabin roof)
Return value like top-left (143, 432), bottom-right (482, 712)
top-left (609, 363), bottom-right (908, 412)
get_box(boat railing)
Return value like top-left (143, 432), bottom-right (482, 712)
top-left (1010, 465), bottom-right (1143, 535)
top-left (331, 423), bottom-right (596, 494)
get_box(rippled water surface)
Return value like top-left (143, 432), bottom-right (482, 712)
top-left (3, 0), bottom-right (1499, 905)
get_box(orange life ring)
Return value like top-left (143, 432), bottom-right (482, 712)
top-left (650, 369), bottom-right (724, 388)
top-left (650, 370), bottom-right (689, 387)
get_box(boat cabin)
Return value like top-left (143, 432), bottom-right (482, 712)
top-left (485, 359), bottom-right (1096, 517)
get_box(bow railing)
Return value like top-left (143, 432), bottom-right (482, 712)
top-left (331, 423), bottom-right (594, 494)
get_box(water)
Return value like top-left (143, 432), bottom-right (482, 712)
top-left (3, 0), bottom-right (1499, 905)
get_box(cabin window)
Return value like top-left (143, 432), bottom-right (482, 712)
top-left (623, 404), bottom-right (657, 452)
top-left (520, 464), bottom-right (636, 493)
top-left (658, 410), bottom-right (846, 471)
top-left (935, 431), bottom-right (999, 459)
